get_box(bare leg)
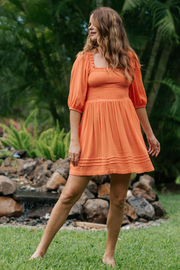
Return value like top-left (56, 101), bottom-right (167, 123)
top-left (29, 174), bottom-right (91, 260)
top-left (102, 173), bottom-right (131, 267)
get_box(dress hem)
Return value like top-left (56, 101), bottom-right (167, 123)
top-left (69, 167), bottom-right (154, 176)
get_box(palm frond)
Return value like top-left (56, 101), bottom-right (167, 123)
top-left (160, 78), bottom-right (180, 116)
top-left (151, 1), bottom-right (179, 42)
top-left (121, 0), bottom-right (148, 13)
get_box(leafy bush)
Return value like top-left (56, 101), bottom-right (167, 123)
top-left (0, 110), bottom-right (70, 161)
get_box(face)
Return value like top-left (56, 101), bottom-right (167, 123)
top-left (88, 14), bottom-right (99, 42)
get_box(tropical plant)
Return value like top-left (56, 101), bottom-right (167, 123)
top-left (0, 110), bottom-right (70, 161)
top-left (0, 0), bottom-right (95, 128)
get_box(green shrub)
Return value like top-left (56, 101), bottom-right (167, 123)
top-left (0, 150), bottom-right (14, 159)
top-left (0, 110), bottom-right (70, 161)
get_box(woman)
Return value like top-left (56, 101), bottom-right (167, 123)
top-left (30, 7), bottom-right (160, 267)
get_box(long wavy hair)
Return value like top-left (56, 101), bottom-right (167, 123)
top-left (83, 7), bottom-right (139, 81)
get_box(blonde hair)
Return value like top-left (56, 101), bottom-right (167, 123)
top-left (83, 7), bottom-right (139, 81)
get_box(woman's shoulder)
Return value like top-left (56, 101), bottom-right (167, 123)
top-left (72, 51), bottom-right (91, 71)
top-left (76, 51), bottom-right (91, 61)
top-left (128, 50), bottom-right (138, 62)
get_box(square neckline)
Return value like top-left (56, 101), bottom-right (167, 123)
top-left (89, 51), bottom-right (111, 70)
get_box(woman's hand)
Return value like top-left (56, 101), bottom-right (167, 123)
top-left (68, 141), bottom-right (81, 167)
top-left (147, 134), bottom-right (160, 157)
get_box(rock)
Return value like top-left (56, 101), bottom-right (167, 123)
top-left (3, 157), bottom-right (12, 167)
top-left (126, 190), bottom-right (133, 200)
top-left (138, 218), bottom-right (147, 223)
top-left (13, 149), bottom-right (27, 158)
top-left (79, 188), bottom-right (95, 205)
top-left (0, 197), bottom-right (23, 217)
top-left (0, 176), bottom-right (17, 195)
top-left (124, 202), bottom-right (138, 221)
top-left (68, 201), bottom-right (83, 219)
top-left (132, 187), bottom-right (155, 202)
top-left (34, 157), bottom-right (47, 163)
top-left (27, 160), bottom-right (53, 181)
top-left (33, 174), bottom-right (49, 187)
top-left (91, 175), bottom-right (104, 185)
top-left (0, 216), bottom-right (10, 224)
top-left (83, 199), bottom-right (109, 224)
top-left (87, 180), bottom-right (98, 196)
top-left (133, 181), bottom-right (158, 202)
top-left (122, 214), bottom-right (131, 226)
top-left (51, 158), bottom-right (70, 180)
top-left (139, 174), bottom-right (155, 188)
top-left (98, 183), bottom-right (110, 200)
top-left (103, 175), bottom-right (111, 183)
top-left (27, 206), bottom-right (53, 218)
top-left (41, 184), bottom-right (48, 192)
top-left (58, 185), bottom-right (65, 193)
top-left (151, 201), bottom-right (166, 218)
top-left (75, 221), bottom-right (107, 230)
top-left (0, 157), bottom-right (19, 174)
top-left (0, 170), bottom-right (5, 176)
top-left (46, 172), bottom-right (66, 191)
top-left (128, 196), bottom-right (155, 220)
top-left (17, 159), bottom-right (38, 176)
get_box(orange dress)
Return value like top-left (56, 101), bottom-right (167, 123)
top-left (68, 51), bottom-right (154, 175)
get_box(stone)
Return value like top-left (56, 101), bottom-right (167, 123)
top-left (46, 172), bottom-right (66, 191)
top-left (27, 206), bottom-right (53, 218)
top-left (87, 180), bottom-right (98, 196)
top-left (68, 201), bottom-right (83, 219)
top-left (83, 199), bottom-right (109, 224)
top-left (33, 174), bottom-right (49, 187)
top-left (50, 158), bottom-right (70, 180)
top-left (0, 197), bottom-right (23, 217)
top-left (126, 190), bottom-right (133, 200)
top-left (151, 201), bottom-right (166, 218)
top-left (128, 196), bottom-right (155, 220)
top-left (124, 202), bottom-right (138, 221)
top-left (13, 149), bottom-right (27, 158)
top-left (98, 183), bottom-right (110, 200)
top-left (91, 175), bottom-right (104, 185)
top-left (3, 157), bottom-right (12, 167)
top-left (0, 170), bottom-right (5, 176)
top-left (0, 216), bottom-right (10, 224)
top-left (17, 159), bottom-right (38, 176)
top-left (79, 188), bottom-right (95, 205)
top-left (103, 175), bottom-right (111, 183)
top-left (0, 157), bottom-right (20, 174)
top-left (132, 187), bottom-right (155, 202)
top-left (27, 160), bottom-right (53, 181)
top-left (58, 185), bottom-right (65, 193)
top-left (133, 182), bottom-right (158, 202)
top-left (0, 176), bottom-right (17, 195)
top-left (138, 218), bottom-right (147, 223)
top-left (75, 221), bottom-right (106, 230)
top-left (121, 214), bottom-right (131, 226)
top-left (139, 174), bottom-right (155, 188)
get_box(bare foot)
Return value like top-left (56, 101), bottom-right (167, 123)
top-left (102, 255), bottom-right (116, 267)
top-left (29, 250), bottom-right (46, 260)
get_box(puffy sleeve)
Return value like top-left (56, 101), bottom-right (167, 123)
top-left (129, 53), bottom-right (147, 109)
top-left (68, 53), bottom-right (90, 113)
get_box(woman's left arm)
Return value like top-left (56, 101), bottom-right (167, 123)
top-left (136, 107), bottom-right (160, 157)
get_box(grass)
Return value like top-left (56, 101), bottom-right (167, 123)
top-left (0, 194), bottom-right (180, 270)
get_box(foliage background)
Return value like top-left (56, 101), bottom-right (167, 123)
top-left (0, 0), bottom-right (180, 186)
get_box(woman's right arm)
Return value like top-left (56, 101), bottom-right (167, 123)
top-left (68, 110), bottom-right (81, 167)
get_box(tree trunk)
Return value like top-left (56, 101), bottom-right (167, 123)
top-left (146, 42), bottom-right (172, 116)
top-left (49, 101), bottom-right (60, 126)
top-left (143, 30), bottom-right (162, 90)
top-left (138, 38), bottom-right (148, 60)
